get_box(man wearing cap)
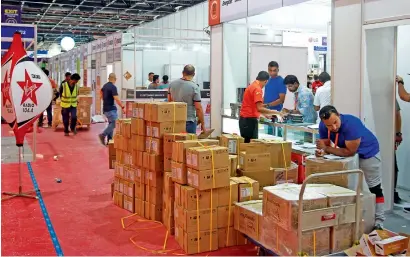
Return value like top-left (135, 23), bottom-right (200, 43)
top-left (239, 71), bottom-right (282, 143)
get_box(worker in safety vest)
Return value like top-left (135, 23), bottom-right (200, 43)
top-left (59, 73), bottom-right (81, 136)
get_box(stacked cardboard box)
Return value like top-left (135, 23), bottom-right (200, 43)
top-left (77, 95), bottom-right (93, 125)
top-left (112, 118), bottom-right (136, 213)
top-left (52, 101), bottom-right (62, 128)
top-left (238, 141), bottom-right (298, 190)
top-left (108, 140), bottom-right (116, 169)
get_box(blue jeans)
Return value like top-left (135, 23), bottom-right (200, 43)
top-left (102, 110), bottom-right (118, 140)
top-left (186, 121), bottom-right (197, 134)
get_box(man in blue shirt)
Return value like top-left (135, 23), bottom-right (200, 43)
top-left (316, 105), bottom-right (385, 229)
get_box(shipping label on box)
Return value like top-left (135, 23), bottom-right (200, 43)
top-left (218, 181), bottom-right (239, 206)
top-left (187, 146), bottom-right (229, 170)
top-left (187, 167), bottom-right (230, 190)
top-left (171, 161), bottom-right (187, 184)
top-left (144, 102), bottom-right (187, 122)
top-left (172, 139), bottom-right (219, 163)
top-left (123, 195), bottom-right (135, 213)
top-left (181, 185), bottom-right (219, 211)
top-left (230, 176), bottom-right (259, 202)
top-left (184, 229), bottom-right (218, 255)
top-left (220, 134), bottom-right (244, 155)
top-left (144, 170), bottom-right (163, 188)
top-left (239, 152), bottom-right (270, 171)
top-left (234, 200), bottom-right (263, 241)
top-left (145, 137), bottom-right (163, 155)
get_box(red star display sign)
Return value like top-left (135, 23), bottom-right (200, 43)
top-left (1, 70), bottom-right (11, 106)
top-left (17, 69), bottom-right (42, 105)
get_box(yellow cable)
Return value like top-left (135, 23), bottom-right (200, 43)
top-left (313, 230), bottom-right (316, 256)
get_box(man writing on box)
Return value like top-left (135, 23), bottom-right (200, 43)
top-left (316, 105), bottom-right (385, 230)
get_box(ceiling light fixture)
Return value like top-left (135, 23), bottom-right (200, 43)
top-left (61, 36), bottom-right (75, 51)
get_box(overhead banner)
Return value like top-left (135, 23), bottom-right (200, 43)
top-left (248, 0), bottom-right (282, 17)
top-left (2, 6), bottom-right (21, 24)
top-left (208, 0), bottom-right (248, 26)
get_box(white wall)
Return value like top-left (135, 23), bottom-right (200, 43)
top-left (210, 25), bottom-right (223, 136)
top-left (396, 25), bottom-right (410, 191)
top-left (122, 49), bottom-right (136, 89)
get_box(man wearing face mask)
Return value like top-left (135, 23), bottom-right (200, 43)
top-left (316, 105), bottom-right (385, 229)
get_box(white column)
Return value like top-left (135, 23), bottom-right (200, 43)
top-left (210, 25), bottom-right (223, 136)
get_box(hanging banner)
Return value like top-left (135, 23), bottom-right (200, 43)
top-left (106, 35), bottom-right (114, 63)
top-left (2, 6), bottom-right (22, 24)
top-left (113, 33), bottom-right (122, 62)
top-left (1, 33), bottom-right (52, 146)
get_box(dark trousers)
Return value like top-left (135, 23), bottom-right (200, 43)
top-left (38, 103), bottom-right (52, 126)
top-left (239, 117), bottom-right (258, 143)
top-left (394, 152), bottom-right (398, 193)
top-left (61, 106), bottom-right (77, 133)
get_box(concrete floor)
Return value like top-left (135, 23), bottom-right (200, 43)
top-left (386, 188), bottom-right (410, 233)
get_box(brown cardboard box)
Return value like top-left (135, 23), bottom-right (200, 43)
top-left (78, 87), bottom-right (92, 95)
top-left (109, 154), bottom-right (116, 169)
top-left (149, 153), bottom-right (163, 172)
top-left (131, 135), bottom-right (145, 152)
top-left (262, 184), bottom-right (328, 231)
top-left (145, 137), bottom-right (163, 155)
top-left (175, 205), bottom-right (218, 233)
top-left (229, 155), bottom-right (238, 176)
top-left (163, 172), bottom-right (174, 198)
top-left (144, 201), bottom-right (150, 219)
top-left (121, 122), bottom-right (132, 139)
top-left (171, 161), bottom-right (187, 184)
top-left (234, 200), bottom-right (263, 241)
top-left (123, 195), bottom-right (135, 212)
top-left (144, 170), bottom-right (163, 188)
top-left (164, 133), bottom-right (198, 157)
top-left (241, 163), bottom-right (298, 190)
top-left (135, 167), bottom-right (145, 183)
top-left (145, 185), bottom-right (162, 205)
top-left (144, 102), bottom-right (187, 122)
top-left (261, 217), bottom-right (330, 256)
top-left (134, 198), bottom-right (145, 216)
top-left (164, 156), bottom-right (172, 172)
top-left (305, 156), bottom-right (358, 188)
top-left (108, 140), bottom-right (115, 155)
top-left (218, 227), bottom-right (246, 248)
top-left (360, 234), bottom-right (377, 256)
top-left (133, 151), bottom-right (143, 167)
top-left (230, 176), bottom-right (259, 202)
top-left (331, 223), bottom-right (355, 253)
top-left (175, 183), bottom-right (182, 206)
top-left (135, 181), bottom-right (145, 200)
top-left (187, 146), bottom-right (229, 170)
top-left (368, 229), bottom-right (398, 245)
top-left (184, 229), bottom-right (218, 254)
top-left (114, 191), bottom-right (124, 208)
top-left (361, 193), bottom-right (376, 234)
top-left (123, 181), bottom-right (135, 197)
top-left (162, 207), bottom-right (174, 235)
top-left (172, 139), bottom-right (219, 163)
top-left (131, 102), bottom-right (145, 119)
top-left (175, 225), bottom-right (184, 249)
top-left (163, 191), bottom-right (174, 214)
top-left (143, 152), bottom-right (150, 169)
top-left (131, 118), bottom-right (145, 135)
top-left (126, 166), bottom-right (137, 181)
top-left (220, 134), bottom-right (244, 155)
top-left (238, 151), bottom-right (270, 172)
top-left (251, 139), bottom-right (292, 168)
top-left (217, 205), bottom-right (234, 228)
top-left (147, 121), bottom-right (186, 138)
top-left (180, 185), bottom-right (218, 211)
top-left (374, 236), bottom-right (409, 256)
top-left (218, 181), bottom-right (239, 206)
top-left (148, 203), bottom-right (163, 221)
top-left (306, 184), bottom-right (356, 206)
top-left (187, 167), bottom-right (230, 190)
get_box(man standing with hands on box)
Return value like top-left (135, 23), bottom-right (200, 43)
top-left (239, 71), bottom-right (283, 143)
top-left (168, 64), bottom-right (205, 134)
top-left (98, 73), bottom-right (125, 146)
top-left (316, 105), bottom-right (385, 229)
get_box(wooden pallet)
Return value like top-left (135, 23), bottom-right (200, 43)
top-left (52, 119), bottom-right (91, 131)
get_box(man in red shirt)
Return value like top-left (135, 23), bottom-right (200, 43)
top-left (239, 71), bottom-right (282, 143)
top-left (311, 75), bottom-right (323, 95)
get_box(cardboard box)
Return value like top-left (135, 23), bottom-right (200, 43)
top-left (174, 205), bottom-right (218, 233)
top-left (218, 227), bottom-right (245, 248)
top-left (135, 182), bottom-right (145, 200)
top-left (162, 207), bottom-right (174, 235)
top-left (181, 185), bottom-right (219, 211)
top-left (114, 191), bottom-right (124, 208)
top-left (261, 217), bottom-right (330, 256)
top-left (144, 170), bottom-right (163, 188)
top-left (307, 184), bottom-right (357, 206)
top-left (131, 135), bottom-right (145, 152)
top-left (131, 118), bottom-right (145, 135)
top-left (217, 181), bottom-right (239, 206)
top-left (230, 176), bottom-right (259, 202)
top-left (175, 225), bottom-right (184, 249)
top-left (251, 139), bottom-right (292, 168)
top-left (171, 161), bottom-right (187, 184)
top-left (134, 198), bottom-right (145, 216)
top-left (78, 87), bottom-right (92, 95)
top-left (135, 167), bottom-right (145, 183)
top-left (143, 152), bottom-right (150, 169)
top-left (175, 183), bottom-right (182, 206)
top-left (238, 152), bottom-right (270, 172)
top-left (164, 133), bottom-right (198, 157)
top-left (149, 153), bottom-right (163, 172)
top-left (144, 102), bottom-right (187, 122)
top-left (108, 140), bottom-right (115, 155)
top-left (374, 236), bottom-right (409, 256)
top-left (163, 172), bottom-right (174, 199)
top-left (262, 184), bottom-right (328, 231)
top-left (187, 167), bottom-right (230, 190)
top-left (147, 121), bottom-right (186, 138)
top-left (183, 230), bottom-right (218, 254)
top-left (145, 185), bottom-right (162, 205)
top-left (360, 234), bottom-right (377, 256)
top-left (220, 134), bottom-right (244, 155)
top-left (121, 122), bottom-right (132, 139)
top-left (361, 193), bottom-right (376, 234)
top-left (229, 155), bottom-right (238, 176)
top-left (217, 205), bottom-right (234, 228)
top-left (241, 163), bottom-right (298, 190)
top-left (123, 195), bottom-right (135, 213)
top-left (132, 151), bottom-right (143, 167)
top-left (164, 156), bottom-right (172, 172)
top-left (331, 223), bottom-right (355, 253)
top-left (144, 201), bottom-right (150, 219)
top-left (131, 102), bottom-right (145, 118)
top-left (148, 203), bottom-right (163, 221)
top-left (172, 139), bottom-right (219, 163)
top-left (123, 181), bottom-right (135, 198)
top-left (163, 191), bottom-right (174, 214)
top-left (305, 156), bottom-right (359, 188)
top-left (187, 146), bottom-right (229, 170)
top-left (368, 229), bottom-right (398, 245)
top-left (234, 200), bottom-right (263, 241)
top-left (145, 137), bottom-right (163, 155)
top-left (109, 155), bottom-right (116, 169)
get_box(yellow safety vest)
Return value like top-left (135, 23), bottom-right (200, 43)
top-left (60, 82), bottom-right (78, 108)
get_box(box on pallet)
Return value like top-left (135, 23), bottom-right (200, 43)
top-left (144, 102), bottom-right (187, 122)
top-left (238, 150), bottom-right (270, 172)
top-left (251, 139), bottom-right (292, 168)
top-left (172, 139), bottom-right (219, 163)
top-left (187, 166), bottom-right (230, 190)
top-left (144, 170), bottom-right (163, 188)
top-left (230, 176), bottom-right (259, 202)
top-left (164, 133), bottom-right (198, 157)
top-left (219, 134), bottom-right (244, 155)
top-left (234, 200), bottom-right (263, 241)
top-left (186, 146), bottom-right (229, 170)
top-left (305, 155), bottom-right (359, 188)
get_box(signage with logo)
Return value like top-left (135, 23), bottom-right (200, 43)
top-left (1, 25), bottom-right (35, 40)
top-left (135, 90), bottom-right (168, 99)
top-left (113, 33), bottom-right (122, 62)
top-left (313, 46), bottom-right (327, 52)
top-left (208, 0), bottom-right (248, 26)
top-left (322, 37), bottom-right (327, 46)
top-left (208, 0), bottom-right (221, 26)
top-left (1, 6), bottom-right (21, 24)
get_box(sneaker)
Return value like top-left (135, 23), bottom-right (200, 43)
top-left (72, 129), bottom-right (78, 135)
top-left (64, 132), bottom-right (69, 136)
top-left (373, 223), bottom-right (384, 230)
top-left (404, 207), bottom-right (410, 214)
top-left (98, 134), bottom-right (106, 146)
top-left (394, 193), bottom-right (410, 208)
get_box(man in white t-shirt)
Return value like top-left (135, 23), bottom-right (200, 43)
top-left (144, 72), bottom-right (154, 88)
top-left (313, 72), bottom-right (331, 123)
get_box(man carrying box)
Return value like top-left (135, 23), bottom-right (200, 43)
top-left (316, 105), bottom-right (385, 229)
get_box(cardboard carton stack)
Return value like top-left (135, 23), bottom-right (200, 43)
top-left (52, 101), bottom-right (62, 128)
top-left (238, 140), bottom-right (298, 190)
top-left (358, 230), bottom-right (409, 256)
top-left (113, 118), bottom-right (136, 213)
top-left (77, 95), bottom-right (93, 125)
top-left (108, 140), bottom-right (116, 169)
top-left (219, 134), bottom-right (243, 176)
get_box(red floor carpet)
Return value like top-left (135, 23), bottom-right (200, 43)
top-left (1, 124), bottom-right (257, 256)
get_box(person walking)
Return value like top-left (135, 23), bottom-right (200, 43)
top-left (168, 65), bottom-right (205, 134)
top-left (59, 73), bottom-right (81, 136)
top-left (38, 69), bottom-right (57, 127)
top-left (98, 73), bottom-right (125, 145)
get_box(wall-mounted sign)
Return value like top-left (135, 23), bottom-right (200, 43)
top-left (1, 5), bottom-right (21, 23)
top-left (322, 37), bottom-right (327, 46)
top-left (91, 60), bottom-right (96, 69)
top-left (313, 46), bottom-right (327, 52)
top-left (208, 0), bottom-right (221, 26)
top-left (124, 71), bottom-right (132, 81)
top-left (208, 0), bottom-right (248, 26)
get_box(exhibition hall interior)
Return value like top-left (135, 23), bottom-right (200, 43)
top-left (1, 0), bottom-right (410, 256)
